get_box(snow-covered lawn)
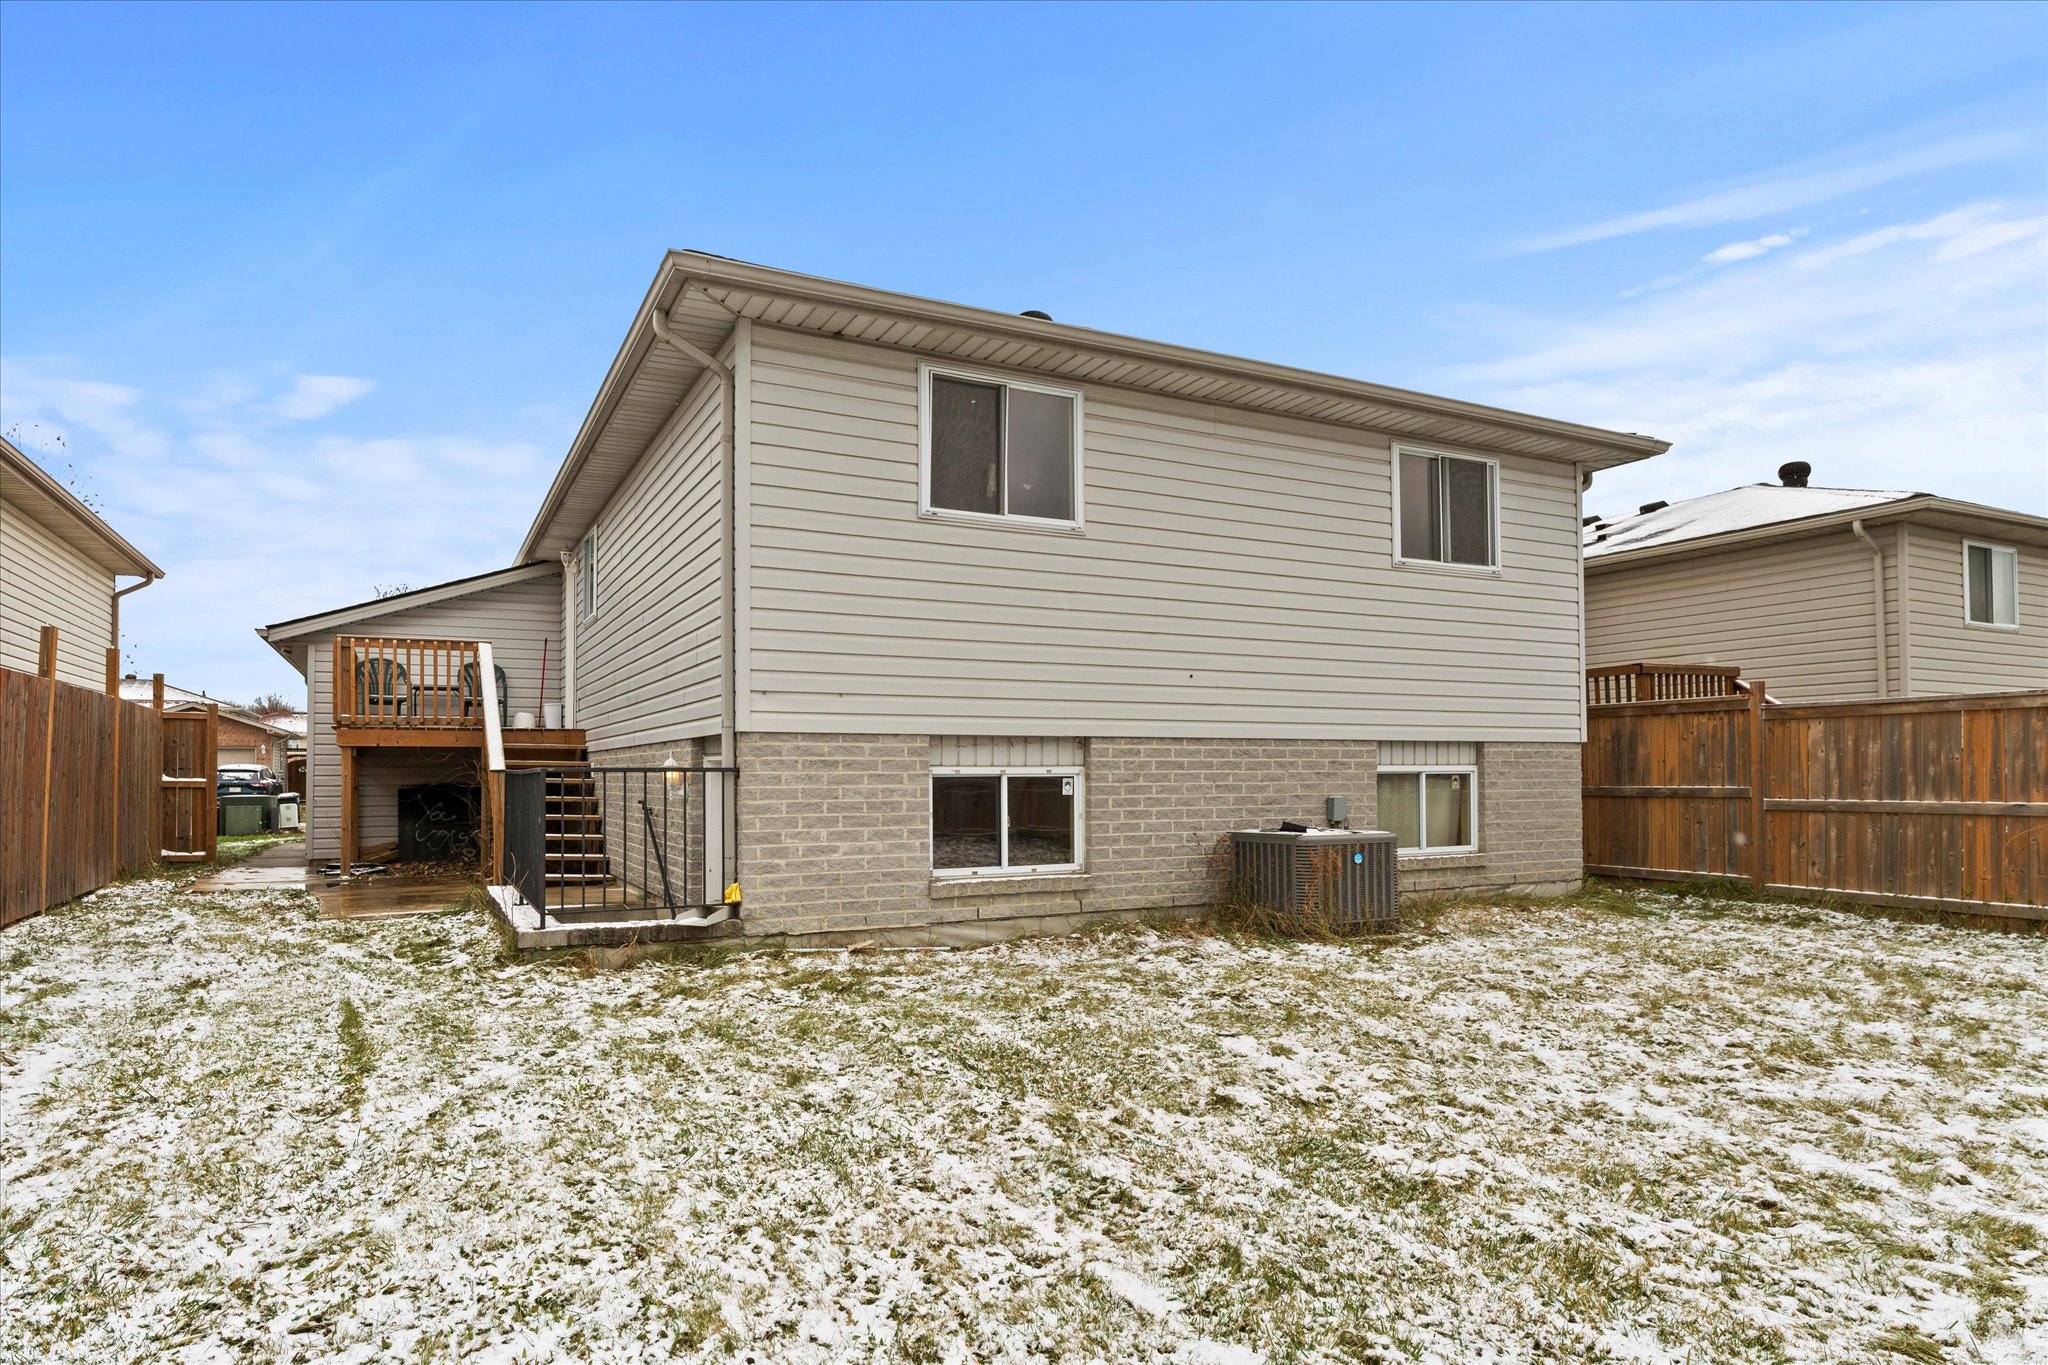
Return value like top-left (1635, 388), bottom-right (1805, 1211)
top-left (3, 881), bottom-right (2045, 1364)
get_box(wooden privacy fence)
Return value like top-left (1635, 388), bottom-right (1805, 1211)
top-left (2, 629), bottom-right (218, 927)
top-left (1585, 672), bottom-right (2048, 921)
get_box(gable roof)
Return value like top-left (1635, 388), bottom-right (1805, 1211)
top-left (519, 252), bottom-right (1672, 561)
top-left (257, 560), bottom-right (558, 644)
top-left (0, 435), bottom-right (162, 579)
top-left (1585, 482), bottom-right (2048, 569)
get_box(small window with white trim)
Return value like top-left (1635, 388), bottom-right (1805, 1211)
top-left (1964, 540), bottom-right (2018, 627)
top-left (578, 528), bottom-right (599, 622)
top-left (931, 768), bottom-right (1082, 876)
top-left (1395, 446), bottom-right (1498, 569)
top-left (1377, 766), bottom-right (1476, 854)
top-left (921, 365), bottom-right (1082, 526)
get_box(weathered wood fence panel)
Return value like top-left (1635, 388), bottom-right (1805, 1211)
top-left (1, 665), bottom-right (165, 927)
top-left (1586, 678), bottom-right (2047, 921)
top-left (160, 709), bottom-right (218, 864)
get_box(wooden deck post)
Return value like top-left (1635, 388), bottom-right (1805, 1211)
top-left (1748, 680), bottom-right (1768, 891)
top-left (339, 743), bottom-right (358, 876)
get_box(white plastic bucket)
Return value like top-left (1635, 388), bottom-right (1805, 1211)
top-left (542, 702), bottom-right (563, 729)
top-left (512, 711), bottom-right (535, 730)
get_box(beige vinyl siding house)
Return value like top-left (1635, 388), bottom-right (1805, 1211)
top-left (267, 255), bottom-right (1666, 934)
top-left (264, 566), bottom-right (563, 862)
top-left (0, 435), bottom-right (161, 689)
top-left (1586, 473), bottom-right (2047, 702)
top-left (501, 254), bottom-right (1668, 937)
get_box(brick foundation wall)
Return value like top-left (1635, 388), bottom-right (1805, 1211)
top-left (1395, 742), bottom-right (1583, 898)
top-left (726, 733), bottom-right (1582, 940)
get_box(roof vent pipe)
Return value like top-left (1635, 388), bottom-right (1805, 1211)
top-left (1779, 461), bottom-right (1811, 488)
top-left (1020, 309), bottom-right (1052, 321)
top-left (1638, 500), bottom-right (1668, 515)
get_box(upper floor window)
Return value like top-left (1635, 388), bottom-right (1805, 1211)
top-left (578, 528), bottom-right (599, 622)
top-left (1964, 540), bottom-right (2018, 627)
top-left (921, 365), bottom-right (1082, 527)
top-left (1395, 446), bottom-right (1498, 569)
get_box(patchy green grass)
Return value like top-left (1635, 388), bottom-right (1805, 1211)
top-left (2, 878), bottom-right (2044, 1363)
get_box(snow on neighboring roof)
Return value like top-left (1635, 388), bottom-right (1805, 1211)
top-left (1584, 483), bottom-right (1915, 558)
top-left (265, 713), bottom-right (308, 737)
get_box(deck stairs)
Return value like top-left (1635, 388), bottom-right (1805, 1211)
top-left (502, 732), bottom-right (617, 903)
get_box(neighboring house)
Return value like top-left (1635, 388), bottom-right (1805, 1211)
top-left (1586, 462), bottom-right (2048, 702)
top-left (263, 253), bottom-right (1668, 935)
top-left (1, 435), bottom-right (161, 689)
top-left (115, 677), bottom-right (302, 770)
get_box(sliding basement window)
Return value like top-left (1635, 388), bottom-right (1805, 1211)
top-left (931, 768), bottom-right (1083, 876)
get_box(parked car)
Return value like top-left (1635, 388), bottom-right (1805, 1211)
top-left (217, 765), bottom-right (283, 797)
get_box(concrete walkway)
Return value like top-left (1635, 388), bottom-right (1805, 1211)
top-left (189, 840), bottom-right (478, 919)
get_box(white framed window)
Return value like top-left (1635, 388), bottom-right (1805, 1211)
top-left (578, 528), bottom-right (600, 622)
top-left (1377, 766), bottom-right (1477, 854)
top-left (930, 767), bottom-right (1083, 876)
top-left (1963, 540), bottom-right (2018, 628)
top-left (919, 363), bottom-right (1084, 529)
top-left (1393, 444), bottom-right (1499, 570)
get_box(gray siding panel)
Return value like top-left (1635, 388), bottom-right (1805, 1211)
top-left (1587, 533), bottom-right (1884, 703)
top-left (301, 571), bottom-right (563, 860)
top-left (745, 328), bottom-right (1587, 741)
top-left (1905, 528), bottom-right (2048, 695)
top-left (0, 497), bottom-right (114, 689)
top-left (573, 367), bottom-right (726, 749)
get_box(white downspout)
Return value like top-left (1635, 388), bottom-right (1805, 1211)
top-left (111, 573), bottom-right (158, 655)
top-left (1851, 519), bottom-right (1889, 698)
top-left (558, 549), bottom-right (576, 727)
top-left (649, 298), bottom-right (737, 766)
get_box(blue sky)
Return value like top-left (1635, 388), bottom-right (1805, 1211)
top-left (3, 1), bottom-right (2043, 702)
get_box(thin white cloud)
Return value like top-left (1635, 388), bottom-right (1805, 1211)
top-left (0, 366), bottom-right (556, 699)
top-left (1519, 129), bottom-right (2026, 253)
top-left (1452, 202), bottom-right (2048, 517)
top-left (1702, 228), bottom-right (1807, 265)
top-left (273, 373), bottom-right (376, 420)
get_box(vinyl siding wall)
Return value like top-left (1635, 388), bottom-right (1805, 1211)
top-left (300, 571), bottom-right (563, 860)
top-left (1586, 532), bottom-right (1886, 703)
top-left (0, 497), bottom-right (114, 689)
top-left (744, 327), bottom-right (1588, 741)
top-left (1904, 527), bottom-right (2048, 695)
top-left (574, 364), bottom-right (727, 752)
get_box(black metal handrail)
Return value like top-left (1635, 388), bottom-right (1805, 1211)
top-left (503, 765), bottom-right (738, 928)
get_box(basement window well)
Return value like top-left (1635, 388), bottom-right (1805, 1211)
top-left (921, 364), bottom-right (1082, 527)
top-left (931, 768), bottom-right (1082, 876)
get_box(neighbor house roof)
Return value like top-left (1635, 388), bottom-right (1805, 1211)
top-left (519, 251), bottom-right (1673, 560)
top-left (1585, 481), bottom-right (2048, 571)
top-left (0, 435), bottom-right (163, 579)
top-left (115, 677), bottom-right (297, 735)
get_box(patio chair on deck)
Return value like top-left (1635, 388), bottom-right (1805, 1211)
top-left (354, 656), bottom-right (409, 719)
top-left (460, 660), bottom-right (509, 728)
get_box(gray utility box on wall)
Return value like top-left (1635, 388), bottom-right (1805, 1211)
top-left (1229, 828), bottom-right (1398, 929)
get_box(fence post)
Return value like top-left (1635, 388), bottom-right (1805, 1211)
top-left (1748, 680), bottom-right (1768, 891)
top-left (37, 628), bottom-right (60, 913)
top-left (104, 647), bottom-right (119, 695)
top-left (37, 625), bottom-right (58, 679)
top-left (152, 673), bottom-right (164, 711)
top-left (204, 703), bottom-right (219, 861)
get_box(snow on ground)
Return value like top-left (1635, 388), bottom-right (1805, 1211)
top-left (2, 880), bottom-right (2045, 1364)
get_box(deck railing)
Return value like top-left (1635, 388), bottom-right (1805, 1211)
top-left (333, 636), bottom-right (486, 729)
top-left (1587, 662), bottom-right (1744, 706)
